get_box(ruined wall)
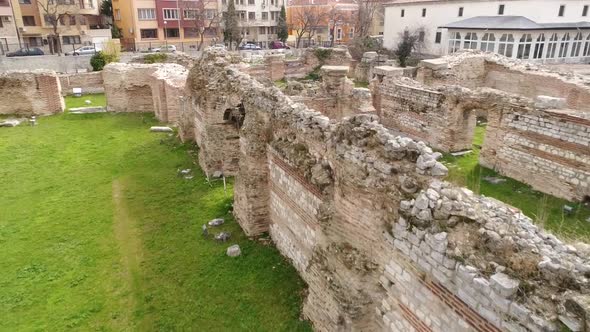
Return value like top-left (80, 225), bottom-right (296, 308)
top-left (183, 49), bottom-right (590, 332)
top-left (103, 63), bottom-right (187, 124)
top-left (59, 72), bottom-right (104, 96)
top-left (0, 71), bottom-right (64, 115)
top-left (418, 51), bottom-right (590, 112)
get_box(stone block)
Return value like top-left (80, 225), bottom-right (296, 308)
top-left (419, 58), bottom-right (448, 70)
top-left (490, 272), bottom-right (519, 298)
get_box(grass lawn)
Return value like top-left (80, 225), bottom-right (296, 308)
top-left (63, 93), bottom-right (106, 110)
top-left (0, 94), bottom-right (311, 331)
top-left (441, 125), bottom-right (590, 242)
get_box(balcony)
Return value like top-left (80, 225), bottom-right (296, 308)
top-left (0, 6), bottom-right (12, 16)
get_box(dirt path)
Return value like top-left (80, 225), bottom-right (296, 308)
top-left (111, 179), bottom-right (144, 329)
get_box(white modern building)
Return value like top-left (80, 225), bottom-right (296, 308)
top-left (220, 0), bottom-right (286, 48)
top-left (383, 0), bottom-right (590, 63)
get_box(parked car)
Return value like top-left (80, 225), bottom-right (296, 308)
top-left (6, 47), bottom-right (44, 57)
top-left (65, 46), bottom-right (101, 56)
top-left (148, 45), bottom-right (177, 53)
top-left (238, 43), bottom-right (262, 51)
top-left (210, 44), bottom-right (227, 50)
top-left (269, 41), bottom-right (290, 49)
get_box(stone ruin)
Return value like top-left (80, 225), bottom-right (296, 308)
top-left (370, 51), bottom-right (590, 202)
top-left (174, 49), bottom-right (590, 332)
top-left (0, 70), bottom-right (64, 116)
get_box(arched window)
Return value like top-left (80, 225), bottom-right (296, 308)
top-left (480, 33), bottom-right (496, 52)
top-left (584, 34), bottom-right (590, 56)
top-left (533, 33), bottom-right (545, 59)
top-left (546, 33), bottom-right (559, 58)
top-left (571, 32), bottom-right (583, 57)
top-left (517, 34), bottom-right (532, 59)
top-left (558, 32), bottom-right (570, 58)
top-left (498, 33), bottom-right (515, 57)
top-left (448, 32), bottom-right (461, 53)
top-left (463, 32), bottom-right (478, 49)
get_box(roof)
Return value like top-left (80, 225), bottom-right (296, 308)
top-left (384, 0), bottom-right (512, 6)
top-left (440, 16), bottom-right (590, 30)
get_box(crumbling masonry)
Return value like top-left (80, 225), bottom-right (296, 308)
top-left (371, 52), bottom-right (590, 202)
top-left (0, 71), bottom-right (64, 115)
top-left (177, 49), bottom-right (590, 332)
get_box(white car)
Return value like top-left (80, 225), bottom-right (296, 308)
top-left (210, 44), bottom-right (227, 50)
top-left (65, 46), bottom-right (101, 56)
top-left (148, 45), bottom-right (177, 53)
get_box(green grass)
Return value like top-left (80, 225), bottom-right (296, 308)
top-left (64, 93), bottom-right (107, 110)
top-left (353, 80), bottom-right (369, 88)
top-left (441, 125), bottom-right (590, 242)
top-left (0, 94), bottom-right (311, 331)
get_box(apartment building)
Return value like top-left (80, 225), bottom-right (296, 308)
top-left (113, 0), bottom-right (220, 51)
top-left (1, 0), bottom-right (110, 53)
top-left (0, 0), bottom-right (19, 52)
top-left (286, 0), bottom-right (357, 47)
top-left (220, 0), bottom-right (285, 47)
top-left (383, 0), bottom-right (590, 63)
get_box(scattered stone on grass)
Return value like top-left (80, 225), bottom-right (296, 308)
top-left (0, 119), bottom-right (23, 127)
top-left (208, 218), bottom-right (224, 227)
top-left (227, 245), bottom-right (241, 257)
top-left (150, 126), bottom-right (174, 133)
top-left (450, 150), bottom-right (472, 157)
top-left (202, 224), bottom-right (208, 236)
top-left (563, 205), bottom-right (575, 215)
top-left (215, 232), bottom-right (231, 242)
top-left (483, 176), bottom-right (507, 185)
top-left (69, 106), bottom-right (106, 114)
top-left (212, 171), bottom-right (223, 178)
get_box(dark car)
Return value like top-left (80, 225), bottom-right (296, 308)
top-left (239, 43), bottom-right (262, 51)
top-left (269, 41), bottom-right (290, 49)
top-left (6, 47), bottom-right (45, 57)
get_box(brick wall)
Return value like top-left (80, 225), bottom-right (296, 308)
top-left (0, 71), bottom-right (64, 115)
top-left (59, 72), bottom-right (104, 96)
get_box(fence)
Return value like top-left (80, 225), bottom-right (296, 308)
top-left (0, 42), bottom-right (107, 56)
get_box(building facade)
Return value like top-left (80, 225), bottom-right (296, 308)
top-left (1, 0), bottom-right (110, 54)
top-left (220, 0), bottom-right (284, 48)
top-left (383, 0), bottom-right (590, 63)
top-left (0, 0), bottom-right (19, 53)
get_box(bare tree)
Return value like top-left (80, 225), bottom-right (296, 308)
top-left (37, 0), bottom-right (80, 54)
top-left (290, 6), bottom-right (327, 48)
top-left (355, 0), bottom-right (381, 38)
top-left (326, 4), bottom-right (346, 47)
top-left (180, 0), bottom-right (222, 50)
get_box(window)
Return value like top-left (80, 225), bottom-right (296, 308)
top-left (237, 11), bottom-right (246, 20)
top-left (165, 28), bottom-right (180, 38)
top-left (533, 33), bottom-right (545, 59)
top-left (571, 32), bottom-right (583, 57)
top-left (271, 11), bottom-right (279, 20)
top-left (248, 12), bottom-right (255, 20)
top-left (248, 0), bottom-right (254, 4)
top-left (22, 16), bottom-right (35, 26)
top-left (19, 0), bottom-right (31, 3)
top-left (584, 5), bottom-right (589, 16)
top-left (516, 34), bottom-right (532, 59)
top-left (498, 33), bottom-right (514, 57)
top-left (115, 9), bottom-right (121, 20)
top-left (458, 7), bottom-right (463, 17)
top-left (401, 9), bottom-right (404, 17)
top-left (261, 12), bottom-right (268, 20)
top-left (462, 32), bottom-right (477, 49)
top-left (259, 26), bottom-right (266, 34)
top-left (422, 8), bottom-right (426, 17)
top-left (583, 34), bottom-right (590, 56)
top-left (138, 8), bottom-right (156, 20)
top-left (418, 30), bottom-right (425, 42)
top-left (44, 14), bottom-right (57, 25)
top-left (546, 33), bottom-right (559, 58)
top-left (336, 28), bottom-right (342, 40)
top-left (558, 5), bottom-right (565, 16)
top-left (558, 32), bottom-right (570, 57)
top-left (140, 28), bottom-right (158, 39)
top-left (480, 33), bottom-right (495, 52)
top-left (448, 32), bottom-right (461, 53)
top-left (435, 31), bottom-right (441, 44)
top-left (62, 35), bottom-right (81, 44)
top-left (183, 9), bottom-right (198, 19)
top-left (498, 4), bottom-right (505, 15)
top-left (206, 9), bottom-right (216, 19)
top-left (349, 27), bottom-right (354, 38)
top-left (163, 9), bottom-right (179, 20)
top-left (184, 27), bottom-right (199, 38)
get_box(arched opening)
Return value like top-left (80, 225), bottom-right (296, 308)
top-left (223, 103), bottom-right (246, 130)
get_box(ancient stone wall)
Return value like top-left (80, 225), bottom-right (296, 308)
top-left (58, 72), bottom-right (104, 96)
top-left (182, 49), bottom-right (590, 332)
top-left (103, 63), bottom-right (187, 123)
top-left (0, 71), bottom-right (64, 115)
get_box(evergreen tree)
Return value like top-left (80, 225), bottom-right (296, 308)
top-left (223, 0), bottom-right (240, 49)
top-left (277, 5), bottom-right (289, 43)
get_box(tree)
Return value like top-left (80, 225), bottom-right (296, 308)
top-left (37, 0), bottom-right (80, 55)
top-left (181, 0), bottom-right (221, 50)
top-left (290, 6), bottom-right (326, 48)
top-left (326, 4), bottom-right (345, 47)
top-left (277, 5), bottom-right (288, 43)
top-left (355, 0), bottom-right (380, 39)
top-left (395, 29), bottom-right (419, 67)
top-left (222, 0), bottom-right (240, 49)
top-left (100, 0), bottom-right (113, 19)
